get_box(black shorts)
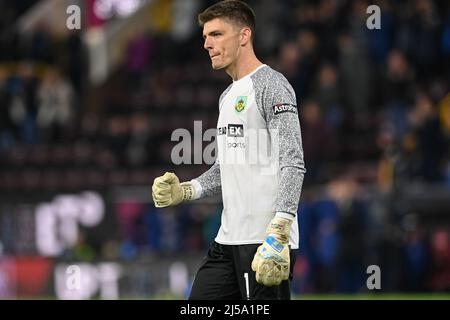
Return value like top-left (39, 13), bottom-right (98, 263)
top-left (189, 241), bottom-right (297, 300)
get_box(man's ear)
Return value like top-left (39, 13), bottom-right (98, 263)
top-left (240, 27), bottom-right (252, 46)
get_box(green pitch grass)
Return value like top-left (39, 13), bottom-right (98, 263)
top-left (293, 293), bottom-right (450, 300)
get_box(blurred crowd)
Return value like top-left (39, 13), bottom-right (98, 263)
top-left (1, 0), bottom-right (449, 189)
top-left (1, 0), bottom-right (450, 294)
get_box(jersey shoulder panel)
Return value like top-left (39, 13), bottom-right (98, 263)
top-left (250, 66), bottom-right (297, 122)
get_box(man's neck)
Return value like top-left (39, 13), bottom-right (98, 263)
top-left (226, 52), bottom-right (263, 81)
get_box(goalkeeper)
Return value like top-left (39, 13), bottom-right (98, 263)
top-left (152, 0), bottom-right (306, 300)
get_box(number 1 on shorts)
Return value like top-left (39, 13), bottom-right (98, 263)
top-left (244, 272), bottom-right (250, 300)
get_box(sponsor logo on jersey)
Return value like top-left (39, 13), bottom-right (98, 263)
top-left (273, 103), bottom-right (297, 115)
top-left (227, 124), bottom-right (244, 137)
top-left (217, 126), bottom-right (227, 136)
top-left (234, 96), bottom-right (247, 113)
top-left (227, 142), bottom-right (246, 148)
top-left (217, 124), bottom-right (244, 137)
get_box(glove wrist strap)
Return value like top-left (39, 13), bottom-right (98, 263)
top-left (266, 217), bottom-right (292, 244)
top-left (181, 183), bottom-right (195, 202)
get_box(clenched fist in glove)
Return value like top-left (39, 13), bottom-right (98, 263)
top-left (152, 172), bottom-right (195, 207)
top-left (251, 216), bottom-right (292, 286)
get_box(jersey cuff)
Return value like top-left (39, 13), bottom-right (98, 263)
top-left (275, 211), bottom-right (296, 221)
top-left (190, 179), bottom-right (202, 200)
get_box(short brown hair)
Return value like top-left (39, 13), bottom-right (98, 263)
top-left (198, 0), bottom-right (256, 39)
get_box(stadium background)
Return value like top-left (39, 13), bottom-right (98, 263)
top-left (0, 0), bottom-right (450, 299)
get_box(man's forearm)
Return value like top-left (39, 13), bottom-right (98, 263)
top-left (274, 165), bottom-right (305, 218)
top-left (270, 114), bottom-right (306, 218)
top-left (192, 162), bottom-right (222, 199)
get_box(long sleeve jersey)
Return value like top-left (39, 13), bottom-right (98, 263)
top-left (191, 64), bottom-right (306, 249)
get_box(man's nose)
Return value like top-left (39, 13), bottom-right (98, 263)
top-left (204, 37), bottom-right (212, 51)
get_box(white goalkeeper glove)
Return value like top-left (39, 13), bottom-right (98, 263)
top-left (251, 216), bottom-right (292, 287)
top-left (152, 172), bottom-right (195, 207)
